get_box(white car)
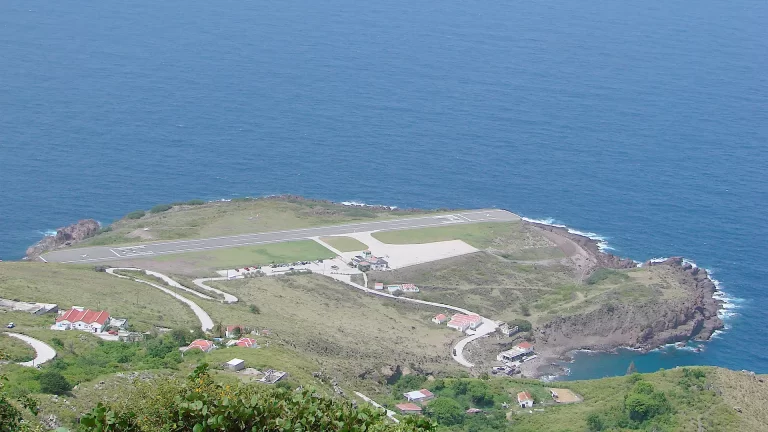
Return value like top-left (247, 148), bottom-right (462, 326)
top-left (6, 322), bottom-right (15, 328)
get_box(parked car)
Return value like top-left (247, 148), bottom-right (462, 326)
top-left (6, 322), bottom-right (15, 328)
top-left (331, 265), bottom-right (339, 270)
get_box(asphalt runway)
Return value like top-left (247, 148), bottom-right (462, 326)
top-left (42, 209), bottom-right (519, 264)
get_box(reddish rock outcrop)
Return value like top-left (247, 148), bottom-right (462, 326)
top-left (25, 219), bottom-right (100, 259)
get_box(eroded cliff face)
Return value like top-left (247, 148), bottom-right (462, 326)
top-left (536, 257), bottom-right (724, 354)
top-left (25, 219), bottom-right (100, 259)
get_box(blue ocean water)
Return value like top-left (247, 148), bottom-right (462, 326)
top-left (1, 0), bottom-right (766, 378)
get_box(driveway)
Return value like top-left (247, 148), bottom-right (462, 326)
top-left (5, 333), bottom-right (57, 367)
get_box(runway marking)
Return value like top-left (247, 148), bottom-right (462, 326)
top-left (456, 214), bottom-right (472, 222)
top-left (110, 249), bottom-right (121, 257)
top-left (38, 256), bottom-right (48, 263)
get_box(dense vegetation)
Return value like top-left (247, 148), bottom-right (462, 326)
top-left (77, 364), bottom-right (434, 432)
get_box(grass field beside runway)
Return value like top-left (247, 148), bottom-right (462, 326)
top-left (319, 236), bottom-right (368, 252)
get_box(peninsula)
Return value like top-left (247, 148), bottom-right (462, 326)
top-left (3, 196), bottom-right (753, 432)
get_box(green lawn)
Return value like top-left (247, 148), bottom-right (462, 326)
top-left (319, 236), bottom-right (368, 252)
top-left (152, 240), bottom-right (335, 271)
top-left (372, 222), bottom-right (515, 247)
top-left (0, 332), bottom-right (35, 362)
top-left (0, 262), bottom-right (198, 331)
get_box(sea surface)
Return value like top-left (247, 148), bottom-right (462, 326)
top-left (1, 0), bottom-right (766, 379)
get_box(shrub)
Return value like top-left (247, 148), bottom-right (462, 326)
top-left (509, 319), bottom-right (532, 332)
top-left (97, 225), bottom-right (113, 234)
top-left (249, 304), bottom-right (261, 314)
top-left (79, 364), bottom-right (435, 431)
top-left (425, 397), bottom-right (464, 426)
top-left (50, 337), bottom-right (64, 348)
top-left (37, 370), bottom-right (71, 395)
top-left (149, 204), bottom-right (173, 214)
top-left (185, 199), bottom-right (205, 205)
top-left (520, 304), bottom-right (531, 316)
top-left (125, 210), bottom-right (146, 220)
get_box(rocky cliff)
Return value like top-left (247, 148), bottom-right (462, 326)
top-left (25, 219), bottom-right (100, 259)
top-left (535, 257), bottom-right (724, 355)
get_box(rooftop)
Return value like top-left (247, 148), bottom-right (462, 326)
top-left (56, 308), bottom-right (110, 325)
top-left (396, 403), bottom-right (422, 412)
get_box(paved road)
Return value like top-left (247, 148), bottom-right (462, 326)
top-left (324, 271), bottom-right (497, 368)
top-left (106, 268), bottom-right (214, 332)
top-left (42, 209), bottom-right (518, 264)
top-left (192, 277), bottom-right (239, 303)
top-left (5, 332), bottom-right (57, 367)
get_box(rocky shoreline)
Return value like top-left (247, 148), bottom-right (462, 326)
top-left (519, 221), bottom-right (725, 378)
top-left (25, 219), bottom-right (101, 260)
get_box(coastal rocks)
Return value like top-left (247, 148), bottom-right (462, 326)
top-left (535, 257), bottom-right (724, 355)
top-left (524, 221), bottom-right (636, 270)
top-left (25, 219), bottom-right (100, 259)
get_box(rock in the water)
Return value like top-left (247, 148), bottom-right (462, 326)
top-left (25, 219), bottom-right (100, 258)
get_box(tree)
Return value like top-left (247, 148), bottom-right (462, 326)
top-left (520, 304), bottom-right (531, 316)
top-left (467, 381), bottom-right (492, 407)
top-left (626, 361), bottom-right (637, 375)
top-left (586, 413), bottom-right (604, 431)
top-left (38, 370), bottom-right (71, 395)
top-left (232, 326), bottom-right (242, 338)
top-left (425, 397), bottom-right (465, 426)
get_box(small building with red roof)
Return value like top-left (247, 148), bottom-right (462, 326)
top-left (395, 403), bottom-right (422, 414)
top-left (235, 337), bottom-right (258, 348)
top-left (518, 391), bottom-right (534, 408)
top-left (52, 307), bottom-right (110, 333)
top-left (497, 341), bottom-right (535, 362)
top-left (184, 339), bottom-right (216, 353)
top-left (432, 313), bottom-right (448, 324)
top-left (403, 389), bottom-right (434, 402)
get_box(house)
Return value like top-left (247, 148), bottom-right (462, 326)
top-left (432, 313), bottom-right (448, 324)
top-left (226, 358), bottom-right (245, 371)
top-left (235, 337), bottom-right (258, 348)
top-left (357, 261), bottom-right (371, 271)
top-left (367, 257), bottom-right (389, 271)
top-left (496, 342), bottom-right (535, 362)
top-left (400, 283), bottom-right (419, 292)
top-left (226, 325), bottom-right (246, 338)
top-left (362, 250), bottom-right (372, 258)
top-left (499, 323), bottom-right (519, 336)
top-left (184, 339), bottom-right (216, 353)
top-left (403, 389), bottom-right (434, 402)
top-left (466, 408), bottom-right (483, 414)
top-left (395, 403), bottom-right (422, 414)
top-left (387, 285), bottom-right (401, 293)
top-left (118, 330), bottom-right (144, 343)
top-left (517, 391), bottom-right (534, 408)
top-left (52, 307), bottom-right (110, 333)
top-left (374, 282), bottom-right (384, 290)
top-left (109, 317), bottom-right (128, 329)
top-left (446, 314), bottom-right (483, 332)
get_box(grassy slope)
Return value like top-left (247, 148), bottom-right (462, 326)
top-left (320, 236), bottom-right (369, 252)
top-left (196, 275), bottom-right (463, 389)
top-left (78, 198), bottom-right (448, 248)
top-left (0, 332), bottom-right (35, 362)
top-left (0, 262), bottom-right (197, 331)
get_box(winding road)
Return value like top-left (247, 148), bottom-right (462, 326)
top-left (106, 268), bottom-right (214, 332)
top-left (325, 272), bottom-right (497, 367)
top-left (5, 333), bottom-right (57, 367)
top-left (192, 277), bottom-right (239, 303)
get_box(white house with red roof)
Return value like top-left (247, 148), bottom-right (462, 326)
top-left (51, 307), bottom-right (110, 333)
top-left (497, 341), bottom-right (534, 362)
top-left (446, 314), bottom-right (483, 332)
top-left (184, 339), bottom-right (216, 353)
top-left (432, 313), bottom-right (448, 324)
top-left (235, 337), bottom-right (258, 348)
top-left (403, 389), bottom-right (434, 402)
top-left (517, 391), bottom-right (534, 408)
top-left (374, 282), bottom-right (384, 290)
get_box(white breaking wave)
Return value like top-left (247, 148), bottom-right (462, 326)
top-left (340, 200), bottom-right (398, 209)
top-left (521, 216), bottom-right (614, 252)
top-left (38, 229), bottom-right (58, 237)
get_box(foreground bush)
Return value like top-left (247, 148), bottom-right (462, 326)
top-left (79, 364), bottom-right (435, 432)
